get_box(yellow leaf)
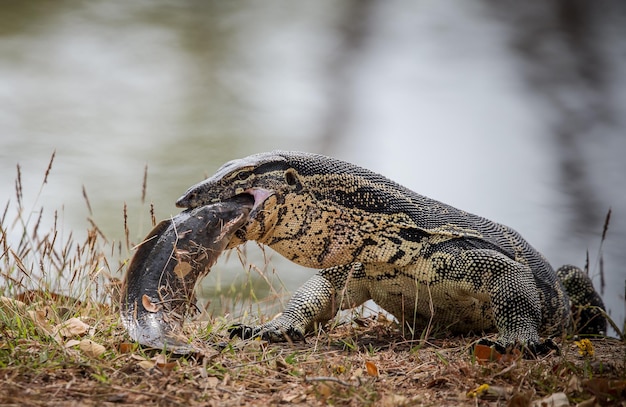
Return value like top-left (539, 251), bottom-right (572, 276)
top-left (467, 383), bottom-right (490, 398)
top-left (333, 364), bottom-right (346, 375)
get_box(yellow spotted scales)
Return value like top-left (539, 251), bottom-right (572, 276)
top-left (176, 151), bottom-right (606, 354)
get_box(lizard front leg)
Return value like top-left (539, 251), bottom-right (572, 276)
top-left (229, 263), bottom-right (370, 341)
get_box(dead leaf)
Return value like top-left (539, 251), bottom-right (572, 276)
top-left (566, 375), bottom-right (583, 393)
top-left (118, 342), bottom-right (134, 353)
top-left (156, 361), bottom-right (177, 373)
top-left (173, 261), bottom-right (192, 279)
top-left (282, 393), bottom-right (301, 403)
top-left (206, 376), bottom-right (219, 389)
top-left (508, 393), bottom-right (532, 407)
top-left (316, 383), bottom-right (331, 398)
top-left (365, 361), bottom-right (379, 377)
top-left (137, 360), bottom-right (155, 370)
top-left (0, 296), bottom-right (28, 312)
top-left (575, 397), bottom-right (598, 407)
top-left (583, 378), bottom-right (626, 403)
top-left (54, 317), bottom-right (90, 339)
top-left (152, 354), bottom-right (177, 373)
top-left (65, 339), bottom-right (81, 348)
top-left (1, 297), bottom-right (53, 334)
top-left (142, 295), bottom-right (160, 313)
top-left (79, 339), bottom-right (106, 358)
top-left (531, 392), bottom-right (569, 407)
top-left (473, 343), bottom-right (501, 362)
top-left (28, 309), bottom-right (53, 334)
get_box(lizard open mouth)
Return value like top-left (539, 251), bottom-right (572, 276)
top-left (231, 188), bottom-right (274, 215)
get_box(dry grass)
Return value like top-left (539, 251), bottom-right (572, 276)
top-left (1, 157), bottom-right (625, 406)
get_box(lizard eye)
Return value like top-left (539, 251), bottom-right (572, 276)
top-left (285, 169), bottom-right (298, 186)
top-left (236, 170), bottom-right (252, 180)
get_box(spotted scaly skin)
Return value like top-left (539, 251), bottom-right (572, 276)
top-left (176, 151), bottom-right (606, 353)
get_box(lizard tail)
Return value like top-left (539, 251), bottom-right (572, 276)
top-left (556, 265), bottom-right (607, 336)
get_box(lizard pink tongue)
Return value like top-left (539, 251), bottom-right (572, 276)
top-left (247, 188), bottom-right (273, 211)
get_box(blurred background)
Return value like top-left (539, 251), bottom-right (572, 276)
top-left (1, 0), bottom-right (624, 333)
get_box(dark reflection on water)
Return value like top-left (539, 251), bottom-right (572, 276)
top-left (1, 1), bottom-right (624, 331)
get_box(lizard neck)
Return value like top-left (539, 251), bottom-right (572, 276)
top-left (243, 191), bottom-right (428, 269)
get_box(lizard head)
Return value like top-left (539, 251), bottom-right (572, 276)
top-left (176, 151), bottom-right (312, 245)
top-left (176, 150), bottom-right (305, 218)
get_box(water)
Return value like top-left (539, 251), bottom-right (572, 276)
top-left (1, 1), bottom-right (624, 333)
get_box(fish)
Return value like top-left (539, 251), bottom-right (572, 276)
top-left (120, 197), bottom-right (252, 353)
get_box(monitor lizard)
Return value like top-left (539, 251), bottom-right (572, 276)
top-left (175, 150), bottom-right (606, 355)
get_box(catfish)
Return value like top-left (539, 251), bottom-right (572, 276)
top-left (120, 197), bottom-right (252, 353)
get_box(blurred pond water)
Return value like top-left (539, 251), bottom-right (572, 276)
top-left (1, 1), bottom-right (624, 331)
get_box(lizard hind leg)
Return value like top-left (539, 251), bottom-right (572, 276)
top-left (461, 249), bottom-right (549, 354)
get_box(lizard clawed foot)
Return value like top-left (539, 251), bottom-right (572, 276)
top-left (228, 323), bottom-right (260, 340)
top-left (228, 323), bottom-right (306, 343)
top-left (475, 337), bottom-right (560, 360)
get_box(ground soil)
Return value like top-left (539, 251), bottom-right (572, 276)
top-left (1, 316), bottom-right (624, 407)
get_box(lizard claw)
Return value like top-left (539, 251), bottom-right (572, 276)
top-left (228, 323), bottom-right (306, 342)
top-left (525, 338), bottom-right (560, 357)
top-left (228, 323), bottom-right (258, 340)
top-left (475, 337), bottom-right (560, 359)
